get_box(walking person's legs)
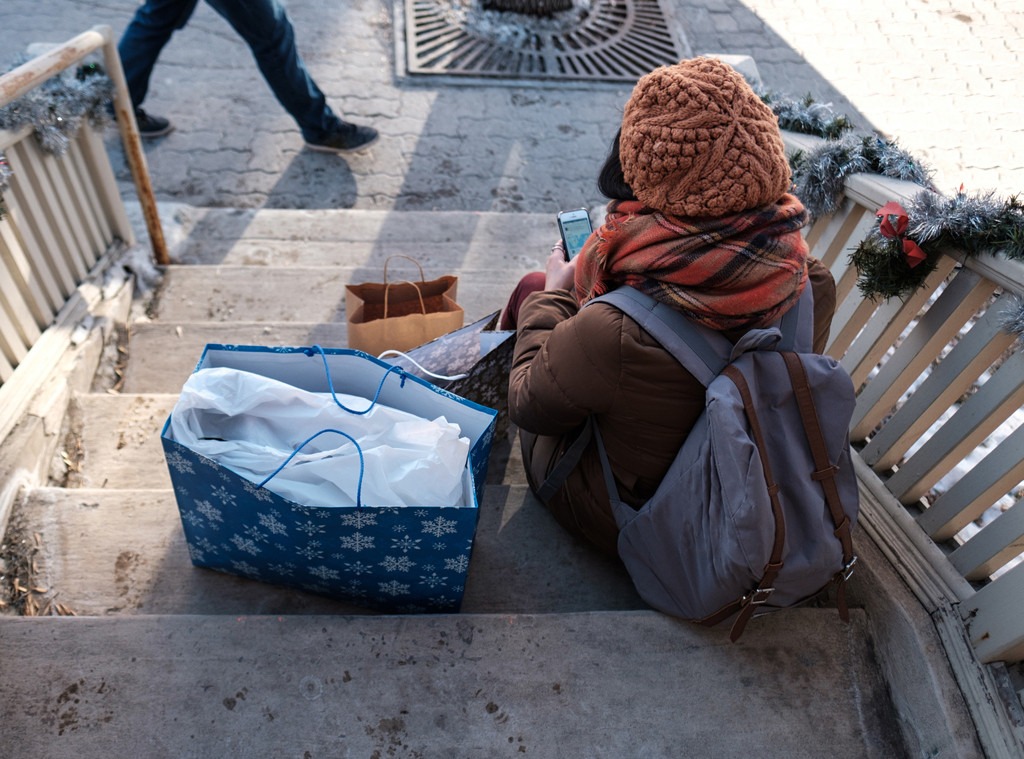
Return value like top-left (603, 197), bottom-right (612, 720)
top-left (117, 0), bottom-right (199, 136)
top-left (205, 0), bottom-right (378, 153)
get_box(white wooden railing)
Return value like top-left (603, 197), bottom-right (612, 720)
top-left (783, 131), bottom-right (1024, 670)
top-left (0, 26), bottom-right (165, 444)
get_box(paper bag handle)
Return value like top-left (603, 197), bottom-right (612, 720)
top-left (383, 254), bottom-right (426, 284)
top-left (383, 279), bottom-right (427, 319)
top-left (257, 428), bottom-right (366, 508)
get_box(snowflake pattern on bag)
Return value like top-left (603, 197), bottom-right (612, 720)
top-left (162, 438), bottom-right (480, 612)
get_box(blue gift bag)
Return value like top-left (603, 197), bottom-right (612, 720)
top-left (160, 344), bottom-right (497, 612)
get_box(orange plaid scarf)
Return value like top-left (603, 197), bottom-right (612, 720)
top-left (575, 195), bottom-right (810, 331)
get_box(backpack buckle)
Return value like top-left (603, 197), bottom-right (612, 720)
top-left (840, 556), bottom-right (858, 582)
top-left (744, 587), bottom-right (775, 606)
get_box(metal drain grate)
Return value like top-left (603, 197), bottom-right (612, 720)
top-left (404, 0), bottom-right (684, 83)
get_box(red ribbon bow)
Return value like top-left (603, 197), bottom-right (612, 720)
top-left (876, 201), bottom-right (927, 268)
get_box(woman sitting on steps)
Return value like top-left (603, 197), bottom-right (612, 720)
top-left (502, 57), bottom-right (838, 559)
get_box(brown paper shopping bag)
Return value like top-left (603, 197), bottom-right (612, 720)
top-left (345, 255), bottom-right (464, 355)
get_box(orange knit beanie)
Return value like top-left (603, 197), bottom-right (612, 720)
top-left (620, 57), bottom-right (792, 218)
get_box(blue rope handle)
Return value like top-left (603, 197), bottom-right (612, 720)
top-left (257, 428), bottom-right (365, 508)
top-left (305, 344), bottom-right (406, 415)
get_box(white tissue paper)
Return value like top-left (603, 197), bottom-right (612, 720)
top-left (168, 367), bottom-right (470, 509)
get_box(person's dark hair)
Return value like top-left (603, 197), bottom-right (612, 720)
top-left (597, 128), bottom-right (637, 202)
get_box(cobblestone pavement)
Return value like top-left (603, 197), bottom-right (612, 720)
top-left (1, 0), bottom-right (1021, 213)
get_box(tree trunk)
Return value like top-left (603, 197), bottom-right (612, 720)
top-left (480, 0), bottom-right (573, 15)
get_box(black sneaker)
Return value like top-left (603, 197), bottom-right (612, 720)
top-left (134, 108), bottom-right (174, 139)
top-left (305, 122), bottom-right (379, 154)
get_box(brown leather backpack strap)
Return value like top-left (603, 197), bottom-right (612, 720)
top-left (697, 598), bottom-right (744, 628)
top-left (780, 352), bottom-right (857, 621)
top-left (722, 365), bottom-right (787, 641)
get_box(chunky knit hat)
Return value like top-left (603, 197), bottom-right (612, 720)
top-left (620, 57), bottom-right (792, 218)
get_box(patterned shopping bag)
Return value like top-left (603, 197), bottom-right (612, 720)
top-left (160, 344), bottom-right (497, 612)
top-left (380, 311), bottom-right (516, 436)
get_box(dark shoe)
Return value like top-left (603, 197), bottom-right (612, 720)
top-left (305, 122), bottom-right (379, 154)
top-left (134, 108), bottom-right (174, 139)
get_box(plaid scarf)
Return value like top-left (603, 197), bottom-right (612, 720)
top-left (575, 195), bottom-right (810, 331)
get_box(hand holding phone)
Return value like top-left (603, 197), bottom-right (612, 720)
top-left (545, 244), bottom-right (577, 291)
top-left (557, 208), bottom-right (593, 261)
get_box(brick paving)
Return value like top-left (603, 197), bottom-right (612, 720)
top-left (1, 0), bottom-right (1021, 211)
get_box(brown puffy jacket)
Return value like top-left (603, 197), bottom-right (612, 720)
top-left (508, 257), bottom-right (837, 559)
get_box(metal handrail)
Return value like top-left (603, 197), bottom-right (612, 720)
top-left (0, 25), bottom-right (168, 264)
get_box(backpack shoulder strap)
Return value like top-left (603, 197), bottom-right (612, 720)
top-left (776, 283), bottom-right (815, 353)
top-left (592, 283), bottom-right (817, 376)
top-left (590, 287), bottom-right (731, 387)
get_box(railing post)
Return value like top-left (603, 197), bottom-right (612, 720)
top-left (95, 25), bottom-right (169, 266)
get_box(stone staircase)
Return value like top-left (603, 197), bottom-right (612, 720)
top-left (0, 207), bottom-right (920, 757)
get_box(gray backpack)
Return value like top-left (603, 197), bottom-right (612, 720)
top-left (543, 285), bottom-right (859, 640)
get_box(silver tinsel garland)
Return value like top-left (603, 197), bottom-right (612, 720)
top-left (755, 87), bottom-right (854, 141)
top-left (1002, 296), bottom-right (1024, 339)
top-left (0, 60), bottom-right (112, 219)
top-left (750, 86), bottom-right (935, 219)
top-left (791, 133), bottom-right (934, 219)
top-left (0, 60), bottom-right (113, 157)
top-left (0, 151), bottom-right (11, 218)
top-left (756, 85), bottom-right (1024, 337)
top-left (907, 189), bottom-right (1024, 257)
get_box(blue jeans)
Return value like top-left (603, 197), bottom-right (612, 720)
top-left (117, 0), bottom-right (343, 141)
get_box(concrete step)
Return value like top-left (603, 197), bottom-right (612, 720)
top-left (16, 484), bottom-right (643, 617)
top-left (151, 265), bottom-right (525, 325)
top-left (119, 322), bottom-right (348, 394)
top-left (0, 610), bottom-right (905, 758)
top-left (63, 394), bottom-right (179, 490)
top-left (177, 239), bottom-right (548, 269)
top-left (169, 207), bottom-right (559, 268)
top-left (65, 393), bottom-right (524, 491)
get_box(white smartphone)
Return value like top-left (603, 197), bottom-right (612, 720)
top-left (556, 208), bottom-right (593, 261)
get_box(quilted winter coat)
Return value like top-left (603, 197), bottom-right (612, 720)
top-left (507, 257), bottom-right (837, 559)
